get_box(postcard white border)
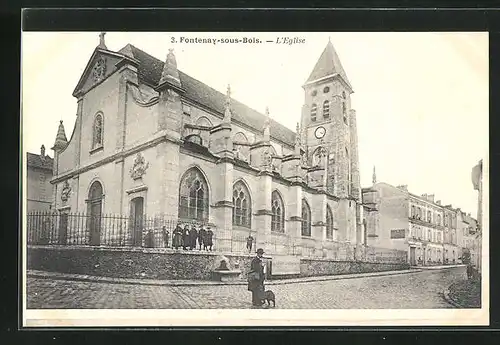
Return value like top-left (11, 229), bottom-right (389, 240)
top-left (21, 31), bottom-right (490, 327)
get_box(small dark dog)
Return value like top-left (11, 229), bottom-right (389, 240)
top-left (263, 290), bottom-right (276, 307)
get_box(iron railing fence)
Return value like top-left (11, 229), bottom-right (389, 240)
top-left (26, 211), bottom-right (408, 261)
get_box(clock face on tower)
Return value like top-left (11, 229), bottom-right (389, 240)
top-left (315, 126), bottom-right (326, 139)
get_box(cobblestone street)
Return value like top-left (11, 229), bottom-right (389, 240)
top-left (27, 267), bottom-right (466, 309)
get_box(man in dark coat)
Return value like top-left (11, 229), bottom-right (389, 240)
top-left (248, 248), bottom-right (266, 307)
top-left (198, 226), bottom-right (206, 250)
top-left (182, 225), bottom-right (190, 250)
top-left (162, 226), bottom-right (170, 248)
top-left (189, 225), bottom-right (198, 250)
top-left (246, 234), bottom-right (254, 253)
top-left (205, 227), bottom-right (214, 251)
top-left (173, 224), bottom-right (183, 250)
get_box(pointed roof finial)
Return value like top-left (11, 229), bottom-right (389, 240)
top-left (263, 107), bottom-right (270, 141)
top-left (52, 120), bottom-right (68, 152)
top-left (226, 84), bottom-right (231, 105)
top-left (40, 145), bottom-right (46, 159)
top-left (158, 47), bottom-right (182, 89)
top-left (98, 32), bottom-right (107, 50)
top-left (294, 122), bottom-right (302, 155)
top-left (372, 165), bottom-right (377, 185)
top-left (223, 84), bottom-right (232, 123)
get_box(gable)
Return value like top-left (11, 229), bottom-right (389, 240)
top-left (72, 49), bottom-right (124, 97)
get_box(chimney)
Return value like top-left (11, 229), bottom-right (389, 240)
top-left (427, 194), bottom-right (435, 203)
top-left (397, 185), bottom-right (408, 191)
top-left (421, 193), bottom-right (427, 198)
top-left (436, 200), bottom-right (441, 205)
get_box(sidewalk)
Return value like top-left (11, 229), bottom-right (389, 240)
top-left (415, 264), bottom-right (466, 270)
top-left (27, 268), bottom-right (423, 287)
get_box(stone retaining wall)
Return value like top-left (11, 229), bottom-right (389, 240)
top-left (300, 258), bottom-right (410, 277)
top-left (27, 245), bottom-right (410, 281)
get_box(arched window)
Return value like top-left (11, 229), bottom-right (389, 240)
top-left (411, 205), bottom-right (416, 218)
top-left (428, 229), bottom-right (432, 241)
top-left (233, 132), bottom-right (250, 162)
top-left (232, 181), bottom-right (252, 228)
top-left (323, 100), bottom-right (330, 119)
top-left (233, 132), bottom-right (248, 144)
top-left (326, 205), bottom-right (334, 239)
top-left (271, 190), bottom-right (285, 232)
top-left (178, 167), bottom-right (209, 221)
top-left (185, 134), bottom-right (203, 146)
top-left (196, 116), bottom-right (213, 128)
top-left (312, 146), bottom-right (326, 166)
top-left (93, 113), bottom-right (103, 149)
top-left (342, 102), bottom-right (347, 125)
top-left (196, 116), bottom-right (213, 146)
top-left (342, 91), bottom-right (346, 99)
top-left (427, 210), bottom-right (432, 223)
top-left (311, 103), bottom-right (317, 122)
top-left (301, 198), bottom-right (311, 237)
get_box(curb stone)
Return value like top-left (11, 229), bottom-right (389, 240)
top-left (442, 288), bottom-right (463, 308)
top-left (27, 268), bottom-right (424, 287)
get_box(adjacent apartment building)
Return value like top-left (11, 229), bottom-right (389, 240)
top-left (471, 159), bottom-right (483, 270)
top-left (26, 145), bottom-right (54, 212)
top-left (362, 180), bottom-right (468, 266)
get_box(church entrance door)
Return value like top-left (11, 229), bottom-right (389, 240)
top-left (88, 181), bottom-right (103, 246)
top-left (131, 197), bottom-right (144, 247)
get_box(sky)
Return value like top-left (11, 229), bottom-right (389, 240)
top-left (21, 32), bottom-right (488, 216)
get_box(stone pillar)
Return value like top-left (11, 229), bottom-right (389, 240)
top-left (254, 172), bottom-right (272, 253)
top-left (287, 183), bottom-right (303, 255)
top-left (74, 98), bottom-right (84, 169)
top-left (114, 157), bottom-right (125, 215)
top-left (115, 63), bottom-right (139, 152)
top-left (349, 109), bottom-right (361, 201)
top-left (212, 158), bottom-right (234, 252)
top-left (312, 192), bottom-right (327, 257)
top-left (156, 140), bottom-right (180, 218)
top-left (336, 199), bottom-right (349, 242)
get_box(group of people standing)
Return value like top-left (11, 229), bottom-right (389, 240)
top-left (167, 224), bottom-right (214, 251)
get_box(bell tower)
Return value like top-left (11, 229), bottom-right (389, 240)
top-left (300, 38), bottom-right (360, 201)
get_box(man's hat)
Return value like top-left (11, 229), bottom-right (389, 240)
top-left (256, 248), bottom-right (264, 254)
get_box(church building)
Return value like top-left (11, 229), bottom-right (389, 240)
top-left (49, 34), bottom-right (365, 259)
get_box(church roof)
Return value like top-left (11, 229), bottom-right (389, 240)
top-left (27, 152), bottom-right (53, 171)
top-left (305, 40), bottom-right (352, 90)
top-left (118, 44), bottom-right (297, 147)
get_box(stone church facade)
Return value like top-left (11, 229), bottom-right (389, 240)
top-left (49, 34), bottom-right (365, 258)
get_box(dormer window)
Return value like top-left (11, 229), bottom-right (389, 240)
top-left (323, 100), bottom-right (330, 119)
top-left (311, 103), bottom-right (317, 122)
top-left (323, 86), bottom-right (330, 94)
